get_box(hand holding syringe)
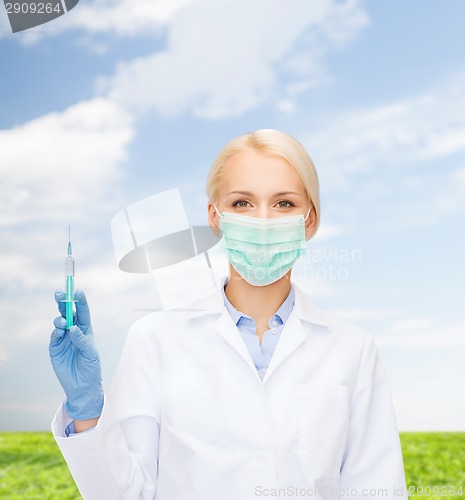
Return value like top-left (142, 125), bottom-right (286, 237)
top-left (49, 227), bottom-right (104, 424)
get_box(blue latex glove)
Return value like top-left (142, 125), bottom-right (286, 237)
top-left (49, 289), bottom-right (104, 420)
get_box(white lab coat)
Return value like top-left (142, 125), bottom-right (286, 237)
top-left (51, 276), bottom-right (408, 500)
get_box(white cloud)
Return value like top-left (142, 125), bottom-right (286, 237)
top-left (435, 165), bottom-right (465, 215)
top-left (300, 72), bottom-right (465, 232)
top-left (315, 223), bottom-right (351, 241)
top-left (61, 0), bottom-right (195, 36)
top-left (3, 0), bottom-right (369, 122)
top-left (395, 386), bottom-right (465, 431)
top-left (325, 307), bottom-right (465, 349)
top-left (0, 97), bottom-right (134, 226)
top-left (391, 317), bottom-right (434, 333)
top-left (330, 307), bottom-right (401, 323)
top-left (0, 96), bottom-right (137, 378)
top-left (276, 99), bottom-right (297, 116)
top-left (305, 73), bottom-right (465, 191)
top-left (100, 0), bottom-right (368, 119)
top-left (377, 320), bottom-right (465, 349)
top-left (376, 163), bottom-right (465, 229)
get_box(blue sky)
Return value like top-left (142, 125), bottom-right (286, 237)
top-left (1, 0), bottom-right (464, 431)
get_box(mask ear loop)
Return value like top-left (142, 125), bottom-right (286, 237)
top-left (212, 202), bottom-right (222, 219)
top-left (304, 206), bottom-right (312, 222)
top-left (303, 206), bottom-right (313, 242)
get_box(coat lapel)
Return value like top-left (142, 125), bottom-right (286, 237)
top-left (213, 311), bottom-right (262, 380)
top-left (261, 283), bottom-right (332, 383)
top-left (260, 309), bottom-right (307, 384)
top-left (185, 277), bottom-right (262, 381)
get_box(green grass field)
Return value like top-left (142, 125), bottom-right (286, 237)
top-left (0, 432), bottom-right (464, 499)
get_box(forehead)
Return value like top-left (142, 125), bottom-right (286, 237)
top-left (220, 149), bottom-right (304, 192)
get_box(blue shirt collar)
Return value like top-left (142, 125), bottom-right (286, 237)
top-left (221, 280), bottom-right (295, 326)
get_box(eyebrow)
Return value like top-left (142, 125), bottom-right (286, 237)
top-left (226, 191), bottom-right (301, 197)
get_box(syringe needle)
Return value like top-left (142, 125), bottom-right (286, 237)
top-left (68, 225), bottom-right (72, 255)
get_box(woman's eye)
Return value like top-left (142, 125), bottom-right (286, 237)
top-left (232, 200), bottom-right (249, 208)
top-left (277, 200), bottom-right (293, 208)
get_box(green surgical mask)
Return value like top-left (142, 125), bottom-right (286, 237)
top-left (213, 203), bottom-right (311, 287)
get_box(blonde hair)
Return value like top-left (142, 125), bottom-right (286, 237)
top-left (206, 129), bottom-right (321, 238)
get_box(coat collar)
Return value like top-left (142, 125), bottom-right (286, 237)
top-left (185, 275), bottom-right (331, 328)
top-left (184, 275), bottom-right (331, 384)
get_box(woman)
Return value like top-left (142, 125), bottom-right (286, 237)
top-left (50, 129), bottom-right (408, 499)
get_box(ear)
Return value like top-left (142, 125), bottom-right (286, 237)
top-left (305, 205), bottom-right (317, 240)
top-left (207, 201), bottom-right (221, 236)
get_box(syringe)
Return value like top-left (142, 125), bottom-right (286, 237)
top-left (61, 226), bottom-right (78, 329)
